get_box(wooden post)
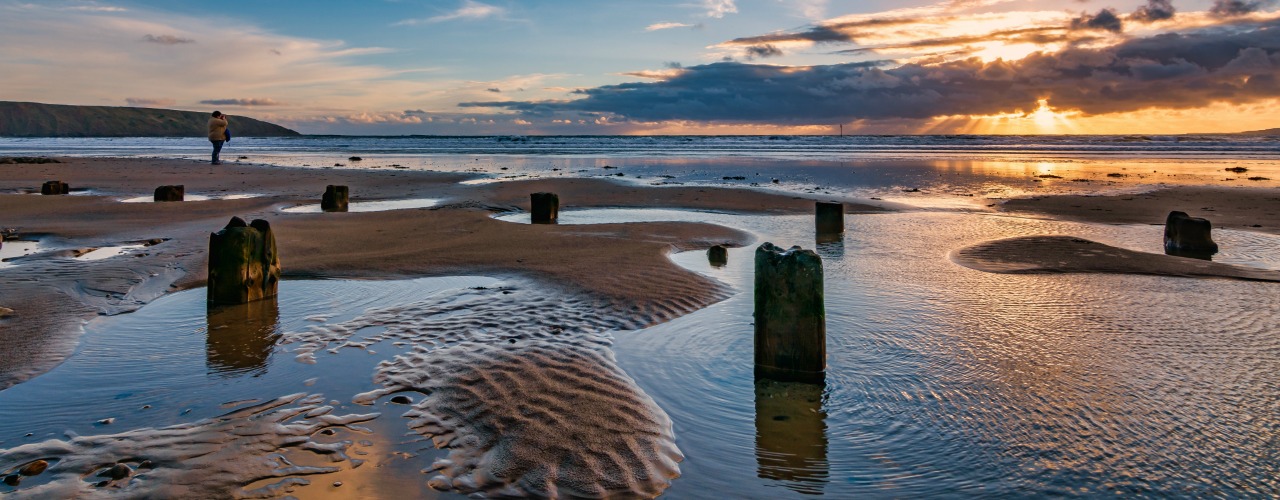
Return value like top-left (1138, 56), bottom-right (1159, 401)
top-left (754, 242), bottom-right (825, 383)
top-left (531, 192), bottom-right (559, 224)
top-left (154, 185), bottom-right (185, 202)
top-left (1164, 211), bottom-right (1218, 257)
top-left (322, 185), bottom-right (349, 212)
top-left (815, 202), bottom-right (843, 235)
top-left (708, 245), bottom-right (728, 267)
top-left (40, 181), bottom-right (69, 195)
top-left (208, 217), bottom-right (281, 305)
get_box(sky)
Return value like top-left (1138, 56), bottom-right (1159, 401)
top-left (2, 0), bottom-right (1280, 135)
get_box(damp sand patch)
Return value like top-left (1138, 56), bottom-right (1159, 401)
top-left (952, 235), bottom-right (1280, 282)
top-left (0, 240), bottom-right (42, 269)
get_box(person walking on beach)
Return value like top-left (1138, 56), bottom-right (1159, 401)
top-left (208, 111), bottom-right (228, 165)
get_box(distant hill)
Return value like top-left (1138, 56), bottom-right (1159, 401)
top-left (0, 101), bottom-right (300, 137)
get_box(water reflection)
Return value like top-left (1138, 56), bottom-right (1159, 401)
top-left (814, 235), bottom-right (844, 260)
top-left (755, 378), bottom-right (829, 495)
top-left (206, 298), bottom-right (280, 378)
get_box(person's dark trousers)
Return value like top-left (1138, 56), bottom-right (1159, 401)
top-left (211, 140), bottom-right (225, 164)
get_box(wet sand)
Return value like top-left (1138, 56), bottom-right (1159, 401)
top-left (0, 157), bottom-right (882, 389)
top-left (1000, 186), bottom-right (1280, 235)
top-left (952, 235), bottom-right (1280, 281)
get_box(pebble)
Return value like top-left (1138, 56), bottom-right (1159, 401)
top-left (333, 481), bottom-right (343, 487)
top-left (389, 395), bottom-right (412, 405)
top-left (18, 460), bottom-right (48, 476)
top-left (0, 307), bottom-right (13, 318)
top-left (105, 463), bottom-right (132, 480)
top-left (95, 418), bottom-right (115, 425)
top-left (3, 474), bottom-right (20, 486)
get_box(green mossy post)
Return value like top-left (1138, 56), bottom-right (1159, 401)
top-left (531, 192), bottom-right (559, 224)
top-left (208, 217), bottom-right (281, 305)
top-left (708, 245), bottom-right (729, 267)
top-left (754, 242), bottom-right (825, 384)
top-left (154, 185), bottom-right (184, 202)
top-left (815, 201), bottom-right (844, 235)
top-left (40, 181), bottom-right (69, 195)
top-left (1164, 211), bottom-right (1218, 257)
top-left (321, 185), bottom-right (349, 212)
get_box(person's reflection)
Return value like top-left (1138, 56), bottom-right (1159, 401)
top-left (755, 378), bottom-right (829, 495)
top-left (206, 298), bottom-right (280, 378)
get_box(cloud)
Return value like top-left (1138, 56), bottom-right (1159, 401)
top-left (141, 34), bottom-right (194, 45)
top-left (646, 22), bottom-right (693, 31)
top-left (705, 0), bottom-right (737, 18)
top-left (394, 0), bottom-right (508, 25)
top-left (745, 44), bottom-right (784, 58)
top-left (1210, 0), bottom-right (1272, 17)
top-left (199, 98), bottom-right (284, 106)
top-left (461, 19), bottom-right (1280, 124)
top-left (124, 97), bottom-right (175, 107)
top-left (1070, 8), bottom-right (1124, 32)
top-left (1132, 0), bottom-right (1176, 22)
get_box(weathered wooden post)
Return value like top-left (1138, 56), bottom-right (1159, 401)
top-left (754, 242), bottom-right (825, 383)
top-left (41, 181), bottom-right (69, 195)
top-left (531, 192), bottom-right (559, 224)
top-left (154, 185), bottom-right (185, 202)
top-left (208, 217), bottom-right (281, 305)
top-left (815, 202), bottom-right (843, 235)
top-left (708, 244), bottom-right (729, 267)
top-left (322, 185), bottom-right (349, 212)
top-left (1164, 211), bottom-right (1218, 257)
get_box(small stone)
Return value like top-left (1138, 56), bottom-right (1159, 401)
top-left (320, 429), bottom-right (337, 435)
top-left (95, 418), bottom-right (115, 425)
top-left (4, 474), bottom-right (21, 486)
top-left (18, 460), bottom-right (48, 476)
top-left (348, 156), bottom-right (363, 161)
top-left (333, 481), bottom-right (343, 487)
top-left (389, 395), bottom-right (412, 405)
top-left (139, 460), bottom-right (154, 469)
top-left (0, 307), bottom-right (14, 319)
top-left (104, 463), bottom-right (132, 480)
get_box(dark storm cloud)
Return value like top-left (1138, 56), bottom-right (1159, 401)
top-left (462, 20), bottom-right (1280, 123)
top-left (1132, 0), bottom-right (1176, 22)
top-left (1070, 8), bottom-right (1124, 32)
top-left (1210, 0), bottom-right (1273, 16)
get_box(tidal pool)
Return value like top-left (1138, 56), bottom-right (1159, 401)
top-left (1, 209), bottom-right (1277, 497)
top-left (281, 198), bottom-right (442, 214)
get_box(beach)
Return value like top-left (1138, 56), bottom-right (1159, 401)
top-left (1, 153), bottom-right (1278, 497)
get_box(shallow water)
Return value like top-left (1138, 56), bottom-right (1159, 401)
top-left (0, 240), bottom-right (41, 269)
top-left (1, 208), bottom-right (1278, 497)
top-left (281, 198), bottom-right (442, 214)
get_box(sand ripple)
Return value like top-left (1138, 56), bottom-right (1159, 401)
top-left (290, 283), bottom-right (685, 497)
top-left (0, 393), bottom-right (377, 498)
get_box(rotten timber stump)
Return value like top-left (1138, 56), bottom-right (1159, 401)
top-left (41, 181), bottom-right (69, 195)
top-left (815, 202), bottom-right (844, 235)
top-left (208, 217), bottom-right (281, 305)
top-left (154, 185), bottom-right (185, 202)
top-left (531, 192), bottom-right (559, 224)
top-left (754, 242), bottom-right (825, 384)
top-left (322, 185), bottom-right (349, 212)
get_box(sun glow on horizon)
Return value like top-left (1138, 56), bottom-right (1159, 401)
top-left (920, 99), bottom-right (1081, 135)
